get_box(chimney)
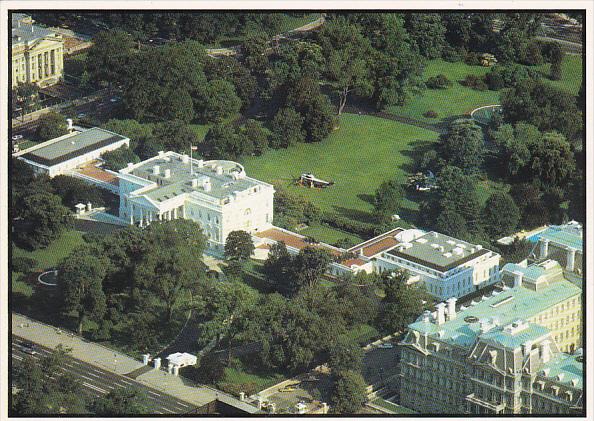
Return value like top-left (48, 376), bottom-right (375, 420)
top-left (203, 179), bottom-right (212, 192)
top-left (433, 232), bottom-right (438, 238)
top-left (152, 165), bottom-right (160, 175)
top-left (153, 357), bottom-right (161, 370)
top-left (182, 154), bottom-right (189, 164)
top-left (191, 178), bottom-right (198, 188)
top-left (197, 159), bottom-right (204, 168)
top-left (522, 340), bottom-right (533, 356)
top-left (163, 168), bottom-right (171, 178)
top-left (66, 118), bottom-right (73, 131)
top-left (158, 151), bottom-right (165, 157)
top-left (513, 271), bottom-right (523, 288)
top-left (127, 162), bottom-right (134, 168)
top-left (422, 310), bottom-right (432, 323)
top-left (446, 297), bottom-right (457, 321)
top-left (216, 166), bottom-right (223, 175)
top-left (435, 303), bottom-right (446, 325)
top-left (540, 340), bottom-right (552, 363)
top-left (86, 202), bottom-right (92, 212)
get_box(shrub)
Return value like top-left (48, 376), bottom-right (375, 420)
top-left (423, 110), bottom-right (438, 118)
top-left (460, 74), bottom-right (488, 91)
top-left (320, 213), bottom-right (376, 238)
top-left (12, 256), bottom-right (38, 273)
top-left (464, 51), bottom-right (481, 66)
top-left (426, 74), bottom-right (452, 89)
top-left (521, 41), bottom-right (544, 65)
top-left (485, 64), bottom-right (541, 91)
top-left (441, 45), bottom-right (465, 62)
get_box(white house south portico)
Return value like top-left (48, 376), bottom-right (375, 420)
top-left (118, 151), bottom-right (275, 252)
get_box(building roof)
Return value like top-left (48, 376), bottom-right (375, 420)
top-left (480, 323), bottom-right (550, 349)
top-left (386, 231), bottom-right (493, 272)
top-left (12, 15), bottom-right (56, 46)
top-left (348, 228), bottom-right (404, 257)
top-left (539, 353), bottom-right (583, 390)
top-left (408, 275), bottom-right (580, 349)
top-left (256, 227), bottom-right (342, 256)
top-left (538, 222), bottom-right (583, 252)
top-left (20, 128), bottom-right (128, 167)
top-left (125, 154), bottom-right (269, 202)
top-left (502, 260), bottom-right (566, 284)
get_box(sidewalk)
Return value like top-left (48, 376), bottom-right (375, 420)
top-left (11, 313), bottom-right (258, 412)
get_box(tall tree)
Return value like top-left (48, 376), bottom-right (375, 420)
top-left (15, 192), bottom-right (72, 250)
top-left (199, 79), bottom-right (241, 123)
top-left (58, 247), bottom-right (108, 334)
top-left (501, 80), bottom-right (582, 142)
top-left (198, 281), bottom-right (259, 363)
top-left (12, 346), bottom-right (87, 415)
top-left (438, 119), bottom-right (484, 175)
top-left (50, 175), bottom-right (105, 208)
top-left (482, 192), bottom-right (520, 238)
top-left (529, 131), bottom-right (575, 189)
top-left (292, 247), bottom-right (332, 291)
top-left (133, 220), bottom-right (207, 322)
top-left (328, 337), bottom-right (364, 375)
top-left (35, 112), bottom-right (68, 141)
top-left (404, 13), bottom-right (446, 59)
top-left (374, 180), bottom-right (404, 222)
top-left (91, 387), bottom-right (149, 415)
top-left (330, 370), bottom-right (367, 414)
top-left (263, 241), bottom-right (294, 296)
top-left (317, 17), bottom-right (373, 115)
top-left (269, 108), bottom-right (304, 148)
top-left (224, 230), bottom-right (255, 262)
top-left (86, 29), bottom-right (135, 86)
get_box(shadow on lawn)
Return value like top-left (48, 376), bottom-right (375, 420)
top-left (332, 205), bottom-right (375, 224)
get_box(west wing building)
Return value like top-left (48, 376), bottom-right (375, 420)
top-left (118, 151), bottom-right (275, 252)
top-left (11, 13), bottom-right (64, 88)
top-left (14, 127), bottom-right (130, 177)
top-left (398, 260), bottom-right (582, 415)
top-left (374, 231), bottom-right (501, 300)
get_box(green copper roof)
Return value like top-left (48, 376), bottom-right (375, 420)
top-left (540, 353), bottom-right (583, 389)
top-left (502, 260), bottom-right (565, 283)
top-left (480, 323), bottom-right (550, 349)
top-left (408, 277), bottom-right (580, 349)
top-left (539, 224), bottom-right (582, 252)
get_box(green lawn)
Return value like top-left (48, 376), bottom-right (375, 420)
top-left (386, 55), bottom-right (582, 124)
top-left (276, 13), bottom-right (322, 33)
top-left (12, 230), bottom-right (86, 271)
top-left (341, 323), bottom-right (380, 345)
top-left (387, 59), bottom-right (500, 123)
top-left (189, 123), bottom-right (211, 142)
top-left (299, 223), bottom-right (363, 246)
top-left (536, 54), bottom-right (583, 95)
top-left (242, 113), bottom-right (439, 226)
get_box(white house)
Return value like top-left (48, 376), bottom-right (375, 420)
top-left (14, 127), bottom-right (129, 177)
top-left (118, 151), bottom-right (275, 253)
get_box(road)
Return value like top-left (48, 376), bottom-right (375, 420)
top-left (11, 92), bottom-right (118, 138)
top-left (11, 335), bottom-right (197, 415)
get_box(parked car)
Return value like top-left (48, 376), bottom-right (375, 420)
top-left (110, 96), bottom-right (121, 103)
top-left (378, 343), bottom-right (394, 349)
top-left (278, 386), bottom-right (298, 393)
top-left (77, 112), bottom-right (86, 118)
top-left (11, 134), bottom-right (23, 141)
top-left (20, 342), bottom-right (37, 355)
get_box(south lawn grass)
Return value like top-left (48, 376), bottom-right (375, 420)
top-left (241, 113), bottom-right (439, 230)
top-left (387, 59), bottom-right (500, 123)
top-left (387, 55), bottom-right (583, 124)
top-left (299, 222), bottom-right (363, 246)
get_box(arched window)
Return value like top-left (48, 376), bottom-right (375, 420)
top-left (244, 208), bottom-right (252, 216)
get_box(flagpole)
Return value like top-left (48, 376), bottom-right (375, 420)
top-left (190, 144), bottom-right (193, 176)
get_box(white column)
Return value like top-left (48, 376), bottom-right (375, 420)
top-left (566, 248), bottom-right (576, 272)
top-left (139, 207), bottom-right (144, 227)
top-left (540, 239), bottom-right (549, 259)
top-left (129, 204), bottom-right (134, 224)
top-left (173, 207), bottom-right (178, 219)
top-left (182, 206), bottom-right (186, 219)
